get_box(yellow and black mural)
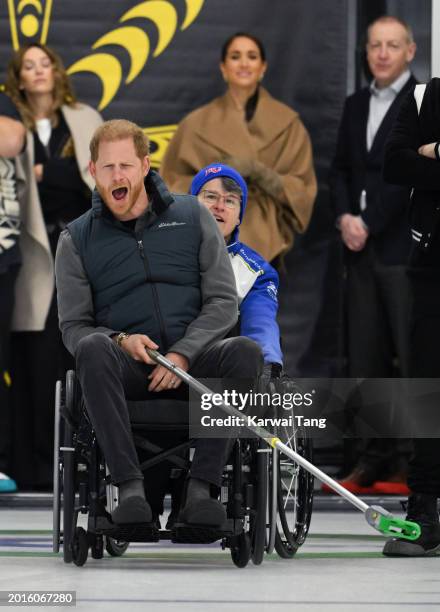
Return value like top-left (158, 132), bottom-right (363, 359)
top-left (0, 0), bottom-right (351, 371)
top-left (7, 0), bottom-right (53, 48)
top-left (3, 0), bottom-right (206, 167)
top-left (0, 0), bottom-right (351, 170)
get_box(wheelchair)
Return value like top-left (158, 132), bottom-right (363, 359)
top-left (53, 370), bottom-right (314, 568)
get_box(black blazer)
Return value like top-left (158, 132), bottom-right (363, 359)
top-left (329, 75), bottom-right (416, 265)
top-left (384, 77), bottom-right (440, 270)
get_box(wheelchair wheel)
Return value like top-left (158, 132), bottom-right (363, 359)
top-left (250, 441), bottom-right (269, 565)
top-left (266, 447), bottom-right (278, 555)
top-left (52, 380), bottom-right (62, 554)
top-left (230, 532), bottom-right (251, 568)
top-left (72, 527), bottom-right (89, 567)
top-left (105, 537), bottom-right (129, 557)
top-left (62, 418), bottom-right (75, 563)
top-left (62, 371), bottom-right (78, 564)
top-left (275, 435), bottom-right (314, 558)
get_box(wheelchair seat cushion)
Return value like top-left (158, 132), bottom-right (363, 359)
top-left (127, 398), bottom-right (189, 427)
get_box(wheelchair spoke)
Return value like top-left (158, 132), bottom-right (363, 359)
top-left (281, 471), bottom-right (296, 509)
top-left (281, 425), bottom-right (299, 450)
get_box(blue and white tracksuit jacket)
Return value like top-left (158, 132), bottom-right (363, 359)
top-left (227, 240), bottom-right (283, 366)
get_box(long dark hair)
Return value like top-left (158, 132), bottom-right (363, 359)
top-left (221, 32), bottom-right (266, 62)
top-left (6, 42), bottom-right (77, 130)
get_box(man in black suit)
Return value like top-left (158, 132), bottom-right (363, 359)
top-left (381, 78), bottom-right (440, 556)
top-left (329, 16), bottom-right (417, 493)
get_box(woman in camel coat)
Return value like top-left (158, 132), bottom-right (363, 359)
top-left (161, 32), bottom-right (317, 262)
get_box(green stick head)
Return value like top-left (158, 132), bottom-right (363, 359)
top-left (365, 506), bottom-right (421, 541)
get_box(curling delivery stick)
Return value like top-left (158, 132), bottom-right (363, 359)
top-left (146, 349), bottom-right (420, 541)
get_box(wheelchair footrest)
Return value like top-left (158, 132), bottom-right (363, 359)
top-left (171, 519), bottom-right (235, 544)
top-left (94, 516), bottom-right (160, 542)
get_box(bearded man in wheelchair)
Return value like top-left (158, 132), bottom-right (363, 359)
top-left (55, 120), bottom-right (263, 529)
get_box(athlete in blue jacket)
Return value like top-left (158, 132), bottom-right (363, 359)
top-left (164, 163), bottom-right (283, 529)
top-left (191, 163), bottom-right (283, 374)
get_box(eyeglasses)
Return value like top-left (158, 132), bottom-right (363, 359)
top-left (199, 190), bottom-right (241, 209)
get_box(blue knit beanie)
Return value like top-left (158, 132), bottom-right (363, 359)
top-left (190, 163), bottom-right (248, 228)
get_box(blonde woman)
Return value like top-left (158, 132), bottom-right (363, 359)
top-left (6, 43), bottom-right (102, 488)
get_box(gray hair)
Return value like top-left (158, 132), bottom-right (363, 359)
top-left (367, 15), bottom-right (414, 45)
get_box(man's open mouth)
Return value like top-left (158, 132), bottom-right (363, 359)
top-left (112, 187), bottom-right (128, 201)
top-left (214, 215), bottom-right (224, 223)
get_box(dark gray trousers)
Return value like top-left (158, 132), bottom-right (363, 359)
top-left (407, 273), bottom-right (440, 496)
top-left (75, 333), bottom-right (263, 487)
top-left (344, 244), bottom-right (411, 477)
top-left (347, 245), bottom-right (410, 378)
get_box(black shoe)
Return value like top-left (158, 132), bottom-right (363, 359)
top-left (178, 498), bottom-right (226, 527)
top-left (383, 493), bottom-right (440, 557)
top-left (111, 496), bottom-right (152, 525)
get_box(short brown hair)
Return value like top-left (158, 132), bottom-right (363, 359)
top-left (367, 15), bottom-right (414, 44)
top-left (90, 119), bottom-right (150, 162)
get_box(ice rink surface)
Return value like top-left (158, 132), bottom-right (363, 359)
top-left (1, 498), bottom-right (439, 612)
